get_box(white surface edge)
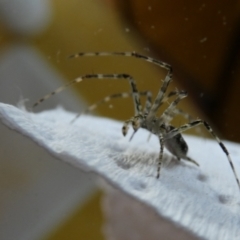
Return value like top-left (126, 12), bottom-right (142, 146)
top-left (0, 103), bottom-right (240, 240)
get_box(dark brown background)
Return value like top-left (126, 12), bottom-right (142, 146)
top-left (115, 0), bottom-right (240, 142)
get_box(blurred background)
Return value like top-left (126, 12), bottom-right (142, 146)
top-left (0, 0), bottom-right (239, 239)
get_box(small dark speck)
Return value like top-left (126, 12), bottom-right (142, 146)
top-left (197, 173), bottom-right (208, 182)
top-left (218, 194), bottom-right (234, 204)
top-left (116, 160), bottom-right (131, 170)
top-left (111, 144), bottom-right (126, 153)
top-left (112, 155), bottom-right (131, 170)
top-left (131, 180), bottom-right (147, 191)
top-left (139, 181), bottom-right (147, 189)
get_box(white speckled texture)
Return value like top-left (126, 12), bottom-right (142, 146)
top-left (0, 103), bottom-right (240, 240)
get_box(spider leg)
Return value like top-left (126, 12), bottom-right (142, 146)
top-left (130, 91), bottom-right (153, 141)
top-left (70, 91), bottom-right (152, 123)
top-left (133, 90), bottom-right (184, 142)
top-left (32, 74), bottom-right (143, 115)
top-left (164, 125), bottom-right (199, 167)
top-left (165, 120), bottom-right (240, 191)
top-left (130, 91), bottom-right (182, 142)
top-left (142, 91), bottom-right (153, 115)
top-left (130, 90), bottom-right (153, 140)
top-left (171, 108), bottom-right (194, 122)
top-left (146, 90), bottom-right (181, 142)
top-left (69, 51), bottom-right (173, 120)
top-left (69, 51), bottom-right (172, 71)
top-left (160, 106), bottom-right (202, 138)
top-left (157, 134), bottom-right (165, 178)
top-left (156, 90), bottom-right (182, 111)
top-left (162, 108), bottom-right (194, 126)
top-left (169, 108), bottom-right (204, 136)
top-left (147, 66), bottom-right (173, 120)
top-left (158, 90), bottom-right (188, 126)
top-left (180, 156), bottom-right (200, 166)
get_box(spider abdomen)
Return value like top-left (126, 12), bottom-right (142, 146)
top-left (164, 126), bottom-right (188, 159)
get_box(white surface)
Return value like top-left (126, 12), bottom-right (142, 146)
top-left (0, 103), bottom-right (240, 240)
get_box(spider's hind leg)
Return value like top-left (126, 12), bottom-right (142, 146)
top-left (180, 156), bottom-right (200, 167)
top-left (165, 120), bottom-right (240, 191)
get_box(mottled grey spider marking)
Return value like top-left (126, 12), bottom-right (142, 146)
top-left (32, 51), bottom-right (240, 193)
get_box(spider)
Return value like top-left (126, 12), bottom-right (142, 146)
top-left (32, 51), bottom-right (240, 192)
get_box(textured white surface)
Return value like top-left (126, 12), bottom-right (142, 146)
top-left (102, 185), bottom-right (199, 240)
top-left (0, 103), bottom-right (240, 240)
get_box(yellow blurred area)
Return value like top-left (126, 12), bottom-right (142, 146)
top-left (43, 192), bottom-right (104, 240)
top-left (0, 0), bottom-right (203, 239)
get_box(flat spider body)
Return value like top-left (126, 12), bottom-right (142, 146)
top-left (32, 51), bottom-right (240, 192)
